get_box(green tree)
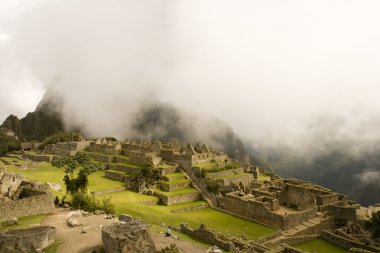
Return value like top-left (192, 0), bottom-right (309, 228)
top-left (366, 211), bottom-right (380, 238)
top-left (52, 153), bottom-right (101, 194)
top-left (0, 131), bottom-right (20, 156)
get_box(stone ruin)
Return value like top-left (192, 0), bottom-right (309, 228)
top-left (35, 137), bottom-right (380, 252)
top-left (0, 169), bottom-right (54, 223)
top-left (102, 217), bottom-right (157, 253)
top-left (0, 226), bottom-right (55, 253)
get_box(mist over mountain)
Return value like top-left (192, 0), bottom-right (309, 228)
top-left (2, 90), bottom-right (248, 161)
top-left (1, 1), bottom-right (380, 206)
top-left (251, 114), bottom-right (380, 206)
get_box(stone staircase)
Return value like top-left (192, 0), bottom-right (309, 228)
top-left (154, 172), bottom-right (201, 206)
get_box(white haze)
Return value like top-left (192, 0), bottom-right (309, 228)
top-left (1, 0), bottom-right (380, 149)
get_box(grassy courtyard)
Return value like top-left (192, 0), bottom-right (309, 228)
top-left (294, 238), bottom-right (346, 253)
top-left (99, 190), bottom-right (276, 240)
top-left (1, 156), bottom-right (125, 197)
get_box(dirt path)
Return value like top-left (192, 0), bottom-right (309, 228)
top-left (42, 208), bottom-right (210, 253)
top-left (42, 208), bottom-right (116, 253)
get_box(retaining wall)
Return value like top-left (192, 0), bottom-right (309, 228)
top-left (156, 192), bottom-right (200, 206)
top-left (321, 230), bottom-right (380, 252)
top-left (0, 188), bottom-right (54, 222)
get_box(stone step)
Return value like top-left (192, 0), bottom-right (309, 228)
top-left (162, 173), bottom-right (186, 181)
top-left (104, 170), bottom-right (130, 182)
top-left (154, 188), bottom-right (200, 206)
top-left (159, 179), bottom-right (191, 192)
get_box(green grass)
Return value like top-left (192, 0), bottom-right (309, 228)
top-left (294, 238), bottom-right (347, 253)
top-left (160, 179), bottom-right (189, 185)
top-left (216, 173), bottom-right (247, 180)
top-left (116, 162), bottom-right (143, 169)
top-left (155, 188), bottom-right (198, 197)
top-left (169, 201), bottom-right (208, 211)
top-left (98, 190), bottom-right (276, 240)
top-left (0, 214), bottom-right (48, 231)
top-left (113, 154), bottom-right (130, 159)
top-left (196, 162), bottom-right (218, 168)
top-left (258, 174), bottom-right (270, 181)
top-left (44, 240), bottom-right (63, 253)
top-left (163, 173), bottom-right (185, 180)
top-left (3, 160), bottom-right (125, 197)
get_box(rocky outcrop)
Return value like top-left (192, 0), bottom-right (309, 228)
top-left (0, 226), bottom-right (55, 253)
top-left (102, 218), bottom-right (157, 253)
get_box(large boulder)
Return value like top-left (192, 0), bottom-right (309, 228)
top-left (0, 226), bottom-right (55, 253)
top-left (102, 218), bottom-right (156, 253)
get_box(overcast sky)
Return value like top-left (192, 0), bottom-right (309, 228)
top-left (1, 0), bottom-right (380, 144)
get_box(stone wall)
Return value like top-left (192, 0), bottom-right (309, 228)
top-left (0, 170), bottom-right (24, 198)
top-left (282, 245), bottom-right (310, 253)
top-left (0, 226), bottom-right (55, 253)
top-left (113, 164), bottom-right (142, 175)
top-left (86, 153), bottom-right (114, 163)
top-left (321, 230), bottom-right (380, 252)
top-left (279, 184), bottom-right (316, 211)
top-left (216, 173), bottom-right (253, 187)
top-left (44, 141), bottom-right (91, 156)
top-left (179, 166), bottom-right (219, 207)
top-left (206, 168), bottom-right (244, 179)
top-left (265, 235), bottom-right (319, 248)
top-left (171, 203), bottom-right (208, 214)
top-left (102, 219), bottom-right (156, 253)
top-left (219, 192), bottom-right (317, 230)
top-left (0, 188), bottom-right (54, 222)
top-left (23, 153), bottom-right (52, 163)
top-left (291, 216), bottom-right (334, 236)
top-left (156, 191), bottom-right (200, 206)
top-left (160, 180), bottom-right (191, 192)
top-left (180, 223), bottom-right (233, 251)
top-left (328, 204), bottom-right (358, 223)
top-left (105, 170), bottom-right (129, 182)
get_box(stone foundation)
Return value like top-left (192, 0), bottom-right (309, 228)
top-left (0, 188), bottom-right (54, 222)
top-left (102, 219), bottom-right (156, 253)
top-left (0, 226), bottom-right (55, 253)
top-left (157, 191), bottom-right (200, 206)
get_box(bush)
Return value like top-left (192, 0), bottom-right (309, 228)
top-left (71, 192), bottom-right (115, 214)
top-left (195, 169), bottom-right (206, 179)
top-left (366, 211), bottom-right (380, 238)
top-left (0, 132), bottom-right (20, 156)
top-left (207, 180), bottom-right (221, 194)
top-left (72, 192), bottom-right (99, 212)
top-left (102, 197), bottom-right (115, 214)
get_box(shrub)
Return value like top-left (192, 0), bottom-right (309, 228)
top-left (102, 197), bottom-right (116, 214)
top-left (366, 211), bottom-right (380, 238)
top-left (71, 192), bottom-right (115, 214)
top-left (207, 180), bottom-right (221, 194)
top-left (195, 169), bottom-right (206, 179)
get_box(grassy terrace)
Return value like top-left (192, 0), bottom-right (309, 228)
top-left (196, 162), bottom-right (218, 168)
top-left (160, 179), bottom-right (189, 185)
top-left (115, 162), bottom-right (143, 169)
top-left (106, 169), bottom-right (127, 175)
top-left (258, 174), bottom-right (270, 181)
top-left (164, 172), bottom-right (185, 180)
top-left (155, 188), bottom-right (198, 197)
top-left (216, 173), bottom-right (247, 180)
top-left (294, 238), bottom-right (346, 253)
top-left (99, 190), bottom-right (276, 240)
top-left (2, 157), bottom-right (125, 197)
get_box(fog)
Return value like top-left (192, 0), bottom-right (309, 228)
top-left (1, 0), bottom-right (380, 149)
